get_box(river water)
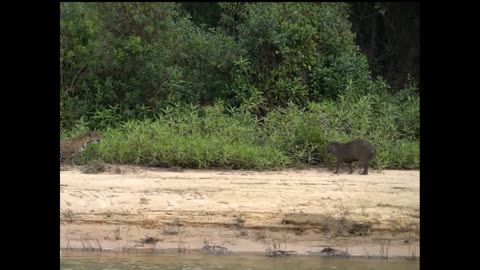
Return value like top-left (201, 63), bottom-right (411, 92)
top-left (60, 250), bottom-right (419, 270)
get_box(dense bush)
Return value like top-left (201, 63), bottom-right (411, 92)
top-left (61, 2), bottom-right (419, 170)
top-left (65, 83), bottom-right (419, 169)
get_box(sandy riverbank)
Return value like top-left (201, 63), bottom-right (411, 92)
top-left (60, 166), bottom-right (419, 258)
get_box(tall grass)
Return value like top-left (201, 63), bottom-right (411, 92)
top-left (65, 90), bottom-right (419, 170)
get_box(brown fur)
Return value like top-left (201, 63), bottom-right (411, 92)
top-left (327, 139), bottom-right (375, 175)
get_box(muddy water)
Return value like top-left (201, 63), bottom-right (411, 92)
top-left (60, 250), bottom-right (419, 270)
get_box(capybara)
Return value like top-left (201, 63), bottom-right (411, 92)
top-left (327, 139), bottom-right (375, 175)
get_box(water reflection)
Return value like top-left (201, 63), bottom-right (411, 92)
top-left (60, 250), bottom-right (419, 270)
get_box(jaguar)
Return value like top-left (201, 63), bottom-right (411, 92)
top-left (60, 131), bottom-right (101, 164)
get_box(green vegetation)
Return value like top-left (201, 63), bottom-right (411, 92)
top-left (61, 2), bottom-right (419, 170)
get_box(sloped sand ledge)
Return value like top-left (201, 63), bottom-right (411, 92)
top-left (60, 166), bottom-right (419, 258)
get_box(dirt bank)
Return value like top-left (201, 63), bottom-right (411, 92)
top-left (60, 166), bottom-right (419, 258)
